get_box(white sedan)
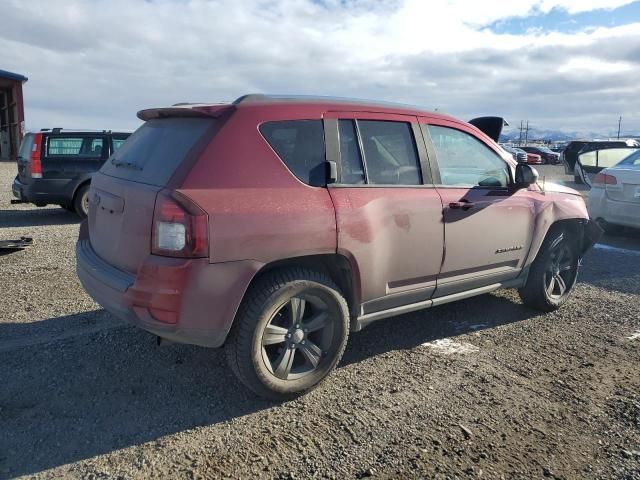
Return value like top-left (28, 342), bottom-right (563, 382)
top-left (588, 151), bottom-right (640, 232)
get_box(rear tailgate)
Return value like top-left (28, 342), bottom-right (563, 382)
top-left (89, 117), bottom-right (218, 273)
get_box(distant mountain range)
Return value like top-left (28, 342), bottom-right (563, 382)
top-left (499, 127), bottom-right (632, 143)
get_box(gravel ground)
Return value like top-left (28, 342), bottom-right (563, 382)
top-left (0, 162), bottom-right (638, 480)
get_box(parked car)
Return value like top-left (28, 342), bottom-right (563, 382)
top-left (525, 152), bottom-right (543, 165)
top-left (12, 129), bottom-right (131, 217)
top-left (500, 144), bottom-right (527, 163)
top-left (561, 139), bottom-right (640, 185)
top-left (501, 145), bottom-right (542, 165)
top-left (76, 94), bottom-right (601, 399)
top-left (588, 150), bottom-right (640, 232)
top-left (520, 146), bottom-right (560, 164)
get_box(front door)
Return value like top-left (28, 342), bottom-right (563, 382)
top-left (324, 111), bottom-right (444, 315)
top-left (422, 121), bottom-right (535, 297)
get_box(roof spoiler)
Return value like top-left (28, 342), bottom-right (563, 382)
top-left (137, 104), bottom-right (234, 121)
top-left (468, 117), bottom-right (508, 143)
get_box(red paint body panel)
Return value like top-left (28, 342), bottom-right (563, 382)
top-left (527, 153), bottom-right (543, 165)
top-left (180, 106), bottom-right (338, 263)
top-left (329, 187), bottom-right (444, 307)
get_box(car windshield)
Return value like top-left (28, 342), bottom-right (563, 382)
top-left (538, 147), bottom-right (553, 153)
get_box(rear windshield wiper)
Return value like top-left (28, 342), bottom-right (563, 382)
top-left (111, 157), bottom-right (142, 170)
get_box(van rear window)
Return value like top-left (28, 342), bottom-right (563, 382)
top-left (100, 118), bottom-right (214, 186)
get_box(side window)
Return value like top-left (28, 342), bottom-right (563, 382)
top-left (338, 120), bottom-right (365, 184)
top-left (260, 120), bottom-right (325, 186)
top-left (47, 136), bottom-right (104, 158)
top-left (112, 138), bottom-right (127, 151)
top-left (358, 121), bottom-right (421, 185)
top-left (427, 126), bottom-right (509, 187)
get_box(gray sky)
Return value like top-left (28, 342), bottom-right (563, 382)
top-left (2, 0), bottom-right (639, 137)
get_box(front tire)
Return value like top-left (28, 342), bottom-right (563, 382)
top-left (225, 268), bottom-right (349, 400)
top-left (519, 229), bottom-right (579, 312)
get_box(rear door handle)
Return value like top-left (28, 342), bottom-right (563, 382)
top-left (448, 200), bottom-right (475, 211)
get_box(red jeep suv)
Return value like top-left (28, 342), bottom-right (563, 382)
top-left (76, 95), bottom-right (601, 399)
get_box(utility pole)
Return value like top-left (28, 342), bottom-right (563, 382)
top-left (617, 116), bottom-right (622, 139)
top-left (518, 120), bottom-right (523, 146)
top-left (524, 120), bottom-right (530, 146)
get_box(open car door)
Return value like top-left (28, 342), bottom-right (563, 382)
top-left (576, 145), bottom-right (640, 187)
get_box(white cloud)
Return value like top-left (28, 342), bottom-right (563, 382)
top-left (1, 0), bottom-right (639, 136)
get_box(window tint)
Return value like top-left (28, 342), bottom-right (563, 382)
top-left (338, 120), bottom-right (365, 184)
top-left (47, 136), bottom-right (104, 157)
top-left (260, 120), bottom-right (326, 186)
top-left (100, 118), bottom-right (215, 187)
top-left (358, 120), bottom-right (421, 185)
top-left (428, 126), bottom-right (509, 187)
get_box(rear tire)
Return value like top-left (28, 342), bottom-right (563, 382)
top-left (519, 228), bottom-right (579, 312)
top-left (225, 268), bottom-right (349, 400)
top-left (73, 184), bottom-right (90, 219)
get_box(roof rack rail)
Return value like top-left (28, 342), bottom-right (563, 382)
top-left (232, 94), bottom-right (268, 105)
top-left (52, 127), bottom-right (62, 134)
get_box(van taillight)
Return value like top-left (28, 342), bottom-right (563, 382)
top-left (593, 173), bottom-right (617, 185)
top-left (151, 190), bottom-right (208, 258)
top-left (30, 133), bottom-right (43, 178)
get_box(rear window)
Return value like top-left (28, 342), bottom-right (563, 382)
top-left (100, 118), bottom-right (214, 186)
top-left (112, 138), bottom-right (127, 151)
top-left (259, 120), bottom-right (326, 186)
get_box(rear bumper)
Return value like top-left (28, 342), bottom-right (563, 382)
top-left (76, 222), bottom-right (262, 347)
top-left (12, 176), bottom-right (75, 205)
top-left (588, 190), bottom-right (640, 229)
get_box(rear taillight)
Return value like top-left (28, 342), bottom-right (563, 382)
top-left (151, 190), bottom-right (208, 258)
top-left (593, 173), bottom-right (618, 185)
top-left (30, 133), bottom-right (43, 178)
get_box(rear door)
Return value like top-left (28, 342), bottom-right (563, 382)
top-left (422, 120), bottom-right (535, 297)
top-left (43, 133), bottom-right (108, 180)
top-left (324, 111), bottom-right (444, 315)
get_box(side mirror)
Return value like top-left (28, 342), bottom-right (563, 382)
top-left (515, 163), bottom-right (538, 188)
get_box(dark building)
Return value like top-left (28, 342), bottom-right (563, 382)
top-left (0, 69), bottom-right (28, 160)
